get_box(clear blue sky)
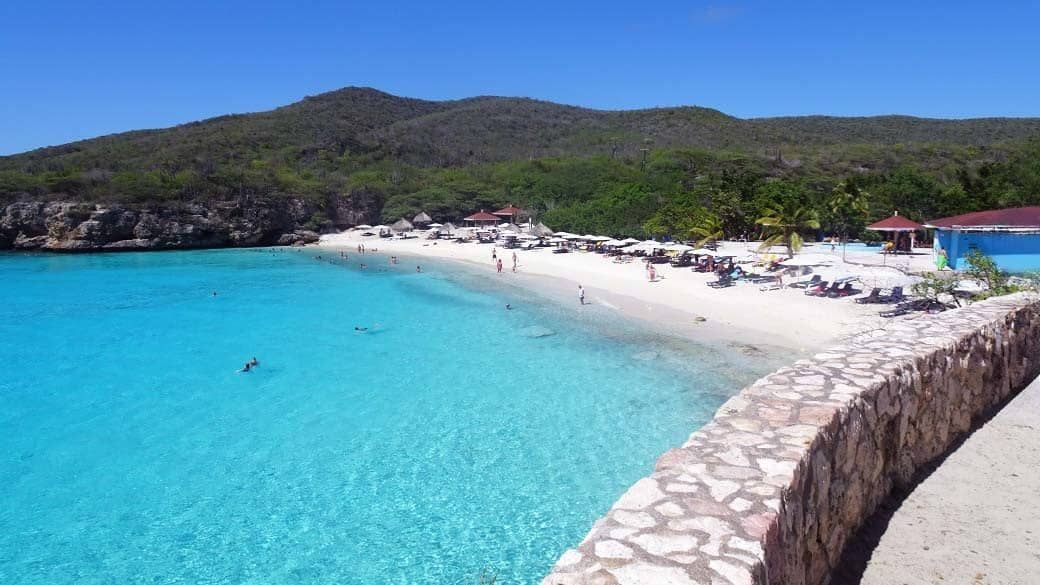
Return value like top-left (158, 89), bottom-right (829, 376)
top-left (1, 0), bottom-right (1037, 155)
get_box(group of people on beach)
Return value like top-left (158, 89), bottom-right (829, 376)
top-left (491, 247), bottom-right (518, 273)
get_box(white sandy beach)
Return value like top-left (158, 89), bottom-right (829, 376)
top-left (315, 232), bottom-right (940, 353)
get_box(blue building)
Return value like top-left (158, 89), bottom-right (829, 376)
top-left (927, 207), bottom-right (1040, 272)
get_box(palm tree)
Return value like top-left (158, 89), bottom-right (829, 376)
top-left (690, 213), bottom-right (724, 248)
top-left (829, 182), bottom-right (870, 261)
top-left (756, 203), bottom-right (821, 257)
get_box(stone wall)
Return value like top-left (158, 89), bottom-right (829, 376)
top-left (542, 294), bottom-right (1040, 585)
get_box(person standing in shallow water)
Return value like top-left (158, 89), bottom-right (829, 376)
top-left (512, 251), bottom-right (518, 273)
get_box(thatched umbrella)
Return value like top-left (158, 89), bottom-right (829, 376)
top-left (391, 218), bottom-right (414, 232)
top-left (412, 211), bottom-right (433, 227)
top-left (529, 222), bottom-right (554, 237)
top-left (442, 222), bottom-right (457, 233)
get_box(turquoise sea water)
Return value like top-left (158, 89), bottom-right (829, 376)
top-left (0, 248), bottom-right (769, 584)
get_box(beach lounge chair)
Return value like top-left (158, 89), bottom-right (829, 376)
top-left (855, 288), bottom-right (882, 304)
top-left (707, 275), bottom-right (734, 288)
top-left (879, 286), bottom-right (905, 304)
top-left (789, 274), bottom-right (821, 289)
top-left (880, 298), bottom-right (930, 318)
top-left (828, 282), bottom-right (855, 298)
top-left (759, 280), bottom-right (784, 291)
top-left (804, 281), bottom-right (830, 296)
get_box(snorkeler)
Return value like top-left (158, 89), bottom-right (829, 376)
top-left (354, 326), bottom-right (368, 332)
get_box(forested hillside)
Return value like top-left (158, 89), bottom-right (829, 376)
top-left (2, 86), bottom-right (1039, 244)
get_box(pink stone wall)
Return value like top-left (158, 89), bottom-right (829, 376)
top-left (543, 294), bottom-right (1040, 585)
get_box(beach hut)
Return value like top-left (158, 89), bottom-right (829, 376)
top-left (412, 211), bottom-right (433, 229)
top-left (866, 212), bottom-right (924, 255)
top-left (391, 218), bottom-right (414, 233)
top-left (463, 210), bottom-right (500, 227)
top-left (925, 206), bottom-right (1040, 270)
top-left (492, 204), bottom-right (526, 224)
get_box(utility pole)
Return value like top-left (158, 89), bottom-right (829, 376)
top-left (640, 147), bottom-right (650, 172)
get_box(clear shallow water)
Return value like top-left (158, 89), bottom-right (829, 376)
top-left (0, 249), bottom-right (769, 584)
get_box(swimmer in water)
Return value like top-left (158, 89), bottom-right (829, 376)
top-left (354, 326), bottom-right (368, 332)
top-left (240, 362), bottom-right (252, 372)
top-left (249, 357), bottom-right (259, 367)
top-left (505, 304), bottom-right (513, 310)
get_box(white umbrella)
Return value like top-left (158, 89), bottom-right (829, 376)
top-left (591, 235), bottom-right (612, 242)
top-left (690, 248), bottom-right (716, 255)
top-left (518, 234), bottom-right (538, 240)
top-left (548, 237), bottom-right (569, 243)
top-left (427, 222), bottom-right (443, 228)
top-left (602, 239), bottom-right (625, 247)
top-left (815, 269), bottom-right (857, 284)
top-left (581, 234), bottom-right (597, 240)
top-left (666, 243), bottom-right (694, 252)
top-left (781, 253), bottom-right (836, 267)
top-left (373, 225), bottom-right (388, 229)
top-left (565, 234), bottom-right (584, 240)
top-left (355, 224), bottom-right (373, 229)
top-left (554, 231), bottom-right (576, 238)
top-left (621, 237), bottom-right (640, 244)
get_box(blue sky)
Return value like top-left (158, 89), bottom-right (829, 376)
top-left (1, 0), bottom-right (1038, 154)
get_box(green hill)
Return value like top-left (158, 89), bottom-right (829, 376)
top-left (4, 86), bottom-right (1040, 176)
top-left (2, 86), bottom-right (1039, 245)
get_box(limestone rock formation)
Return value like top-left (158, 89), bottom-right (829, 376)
top-left (0, 195), bottom-right (377, 252)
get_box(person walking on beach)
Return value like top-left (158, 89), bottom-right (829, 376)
top-left (578, 285), bottom-right (586, 305)
top-left (496, 259), bottom-right (503, 273)
top-left (512, 252), bottom-right (517, 273)
top-left (648, 265), bottom-right (657, 282)
top-left (492, 247), bottom-right (497, 263)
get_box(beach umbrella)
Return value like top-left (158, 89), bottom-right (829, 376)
top-left (355, 224), bottom-right (373, 230)
top-left (815, 269), bottom-right (857, 283)
top-left (690, 248), bottom-right (716, 255)
top-left (412, 211), bottom-right (433, 225)
top-left (442, 222), bottom-right (457, 232)
top-left (590, 235), bottom-right (612, 242)
top-left (529, 222), bottom-right (554, 237)
top-left (601, 239), bottom-right (624, 247)
top-left (780, 253), bottom-right (836, 267)
top-left (391, 218), bottom-right (414, 232)
top-left (564, 234), bottom-right (584, 240)
top-left (666, 243), bottom-right (694, 252)
top-left (518, 234), bottom-right (538, 240)
top-left (427, 222), bottom-right (443, 228)
top-left (554, 231), bottom-right (575, 238)
top-left (548, 237), bottom-right (569, 243)
top-left (621, 237), bottom-right (640, 244)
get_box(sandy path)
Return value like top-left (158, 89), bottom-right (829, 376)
top-left (850, 375), bottom-right (1040, 585)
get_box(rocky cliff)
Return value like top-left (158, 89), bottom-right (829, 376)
top-left (0, 192), bottom-right (381, 252)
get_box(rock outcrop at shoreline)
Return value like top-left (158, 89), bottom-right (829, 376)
top-left (0, 194), bottom-right (379, 252)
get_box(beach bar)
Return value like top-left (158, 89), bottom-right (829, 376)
top-left (463, 210), bottom-right (501, 227)
top-left (865, 211), bottom-right (923, 252)
top-left (925, 206), bottom-right (1040, 271)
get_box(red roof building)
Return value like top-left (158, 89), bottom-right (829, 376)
top-left (926, 206), bottom-right (1040, 230)
top-left (463, 211), bottom-right (501, 225)
top-left (492, 204), bottom-right (526, 223)
top-left (866, 212), bottom-right (924, 232)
